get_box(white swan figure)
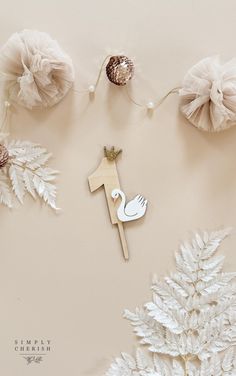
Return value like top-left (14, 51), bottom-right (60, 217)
top-left (111, 188), bottom-right (148, 222)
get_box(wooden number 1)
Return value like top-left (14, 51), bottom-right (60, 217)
top-left (88, 147), bottom-right (129, 260)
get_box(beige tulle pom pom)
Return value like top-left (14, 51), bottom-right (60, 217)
top-left (0, 29), bottom-right (75, 109)
top-left (179, 56), bottom-right (236, 132)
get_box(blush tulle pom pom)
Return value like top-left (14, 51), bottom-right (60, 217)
top-left (0, 29), bottom-right (75, 109)
top-left (179, 56), bottom-right (236, 132)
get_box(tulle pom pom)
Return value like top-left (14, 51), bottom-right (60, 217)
top-left (0, 29), bottom-right (75, 109)
top-left (179, 56), bottom-right (236, 131)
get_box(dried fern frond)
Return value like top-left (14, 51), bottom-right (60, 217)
top-left (107, 348), bottom-right (236, 376)
top-left (106, 229), bottom-right (236, 376)
top-left (0, 140), bottom-right (59, 210)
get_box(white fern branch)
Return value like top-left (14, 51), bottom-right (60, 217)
top-left (106, 230), bottom-right (236, 375)
top-left (0, 139), bottom-right (59, 210)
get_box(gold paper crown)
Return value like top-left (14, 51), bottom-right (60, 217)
top-left (104, 146), bottom-right (122, 161)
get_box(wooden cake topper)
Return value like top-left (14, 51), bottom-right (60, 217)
top-left (88, 147), bottom-right (148, 261)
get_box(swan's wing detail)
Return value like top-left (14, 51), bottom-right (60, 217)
top-left (125, 195), bottom-right (148, 217)
top-left (124, 199), bottom-right (139, 217)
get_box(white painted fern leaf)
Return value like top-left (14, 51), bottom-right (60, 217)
top-left (0, 171), bottom-right (12, 208)
top-left (106, 229), bottom-right (236, 375)
top-left (106, 348), bottom-right (236, 376)
top-left (0, 140), bottom-right (59, 210)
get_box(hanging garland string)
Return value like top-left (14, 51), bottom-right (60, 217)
top-left (73, 54), bottom-right (113, 95)
top-left (73, 54), bottom-right (181, 112)
top-left (73, 54), bottom-right (236, 132)
top-left (0, 29), bottom-right (236, 137)
top-left (125, 85), bottom-right (180, 110)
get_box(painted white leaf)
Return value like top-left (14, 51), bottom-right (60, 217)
top-left (152, 280), bottom-right (186, 313)
top-left (35, 167), bottom-right (59, 181)
top-left (121, 353), bottom-right (136, 370)
top-left (153, 354), bottom-right (163, 374)
top-left (209, 353), bottom-right (221, 376)
top-left (136, 348), bottom-right (148, 370)
top-left (200, 360), bottom-right (208, 376)
top-left (9, 165), bottom-right (25, 203)
top-left (195, 232), bottom-right (205, 249)
top-left (27, 152), bottom-right (52, 169)
top-left (201, 229), bottom-right (231, 260)
top-left (12, 147), bottom-right (45, 164)
top-left (0, 172), bottom-right (12, 208)
top-left (187, 362), bottom-right (199, 376)
top-left (23, 169), bottom-right (36, 199)
top-left (146, 301), bottom-right (183, 334)
top-left (222, 347), bottom-right (234, 371)
top-left (165, 276), bottom-right (190, 298)
top-left (172, 360), bottom-right (184, 376)
top-left (33, 174), bottom-right (58, 210)
top-left (7, 140), bottom-right (39, 158)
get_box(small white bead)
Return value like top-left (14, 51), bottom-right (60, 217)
top-left (4, 100), bottom-right (10, 107)
top-left (88, 85), bottom-right (95, 93)
top-left (146, 101), bottom-right (154, 110)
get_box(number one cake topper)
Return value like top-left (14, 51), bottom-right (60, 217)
top-left (88, 147), bottom-right (148, 261)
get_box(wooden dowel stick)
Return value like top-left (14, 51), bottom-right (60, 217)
top-left (117, 221), bottom-right (129, 260)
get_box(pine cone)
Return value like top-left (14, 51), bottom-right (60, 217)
top-left (0, 145), bottom-right (9, 168)
top-left (106, 55), bottom-right (134, 86)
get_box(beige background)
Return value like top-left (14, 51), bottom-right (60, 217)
top-left (1, 0), bottom-right (236, 374)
